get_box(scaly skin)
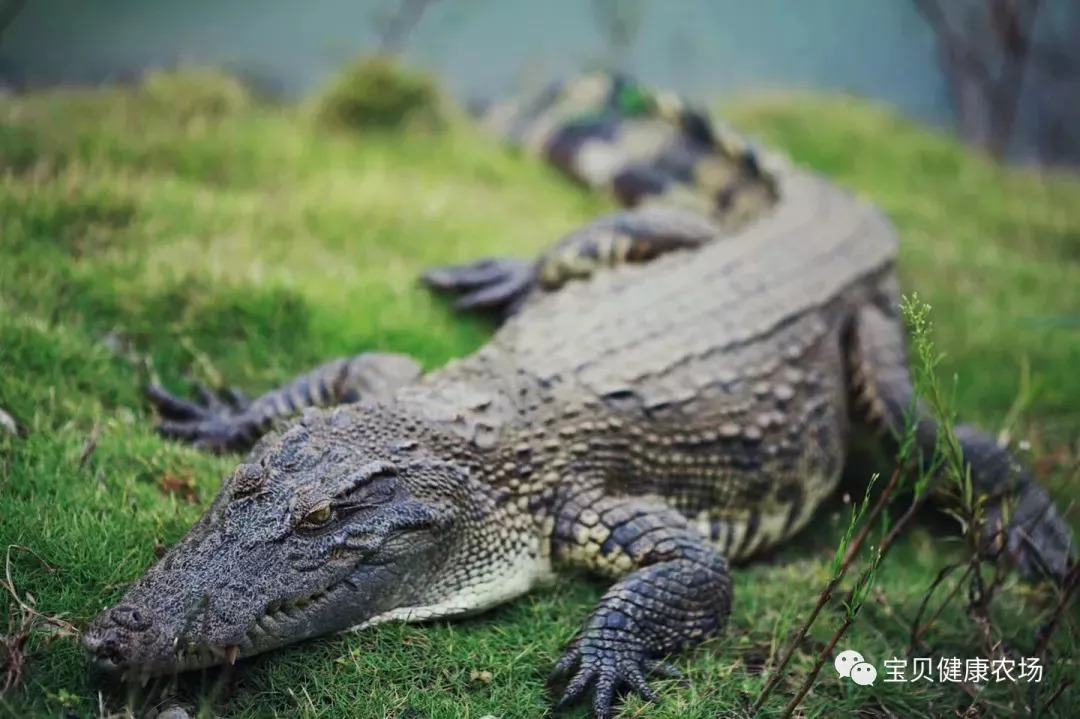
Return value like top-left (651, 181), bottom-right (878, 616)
top-left (85, 74), bottom-right (1076, 719)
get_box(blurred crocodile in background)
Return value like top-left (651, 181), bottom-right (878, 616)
top-left (83, 73), bottom-right (1076, 719)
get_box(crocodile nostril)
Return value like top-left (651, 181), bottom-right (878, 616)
top-left (84, 628), bottom-right (128, 670)
top-left (110, 604), bottom-right (153, 632)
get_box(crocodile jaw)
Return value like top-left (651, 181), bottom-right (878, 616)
top-left (84, 515), bottom-right (447, 679)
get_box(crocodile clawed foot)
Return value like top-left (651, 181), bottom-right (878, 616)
top-left (549, 635), bottom-right (678, 719)
top-left (980, 497), bottom-right (1076, 584)
top-left (421, 257), bottom-right (536, 320)
top-left (145, 381), bottom-right (252, 454)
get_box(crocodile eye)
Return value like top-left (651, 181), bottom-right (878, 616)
top-left (301, 505), bottom-right (333, 527)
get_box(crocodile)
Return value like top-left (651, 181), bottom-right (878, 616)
top-left (84, 73), bottom-right (1075, 718)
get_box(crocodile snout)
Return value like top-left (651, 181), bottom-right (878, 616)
top-left (84, 604), bottom-right (155, 672)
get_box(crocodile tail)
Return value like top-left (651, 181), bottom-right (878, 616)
top-left (472, 72), bottom-right (782, 226)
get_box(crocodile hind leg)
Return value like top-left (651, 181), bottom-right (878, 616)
top-left (422, 206), bottom-right (720, 320)
top-left (548, 488), bottom-right (732, 718)
top-left (849, 302), bottom-right (1075, 580)
top-left (146, 353), bottom-right (421, 453)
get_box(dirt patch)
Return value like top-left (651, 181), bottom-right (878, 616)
top-left (158, 473), bottom-right (200, 505)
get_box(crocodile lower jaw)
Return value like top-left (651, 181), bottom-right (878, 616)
top-left (124, 584), bottom-right (342, 681)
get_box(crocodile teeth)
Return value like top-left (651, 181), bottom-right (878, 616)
top-left (226, 645), bottom-right (238, 665)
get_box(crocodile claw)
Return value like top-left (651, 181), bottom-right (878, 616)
top-left (421, 257), bottom-right (536, 320)
top-left (145, 382), bottom-right (252, 453)
top-left (980, 493), bottom-right (1076, 583)
top-left (549, 637), bottom-right (677, 718)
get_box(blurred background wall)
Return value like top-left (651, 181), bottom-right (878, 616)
top-left (2, 0), bottom-right (1076, 166)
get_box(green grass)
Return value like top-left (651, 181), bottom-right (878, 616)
top-left (1, 72), bottom-right (1078, 719)
top-left (312, 56), bottom-right (448, 132)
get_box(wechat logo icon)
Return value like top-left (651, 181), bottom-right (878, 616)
top-left (835, 649), bottom-right (877, 686)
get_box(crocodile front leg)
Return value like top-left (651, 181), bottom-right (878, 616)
top-left (421, 206), bottom-right (720, 321)
top-left (548, 488), bottom-right (732, 718)
top-left (146, 352), bottom-right (421, 453)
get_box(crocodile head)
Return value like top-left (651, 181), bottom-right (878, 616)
top-left (84, 406), bottom-right (470, 679)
